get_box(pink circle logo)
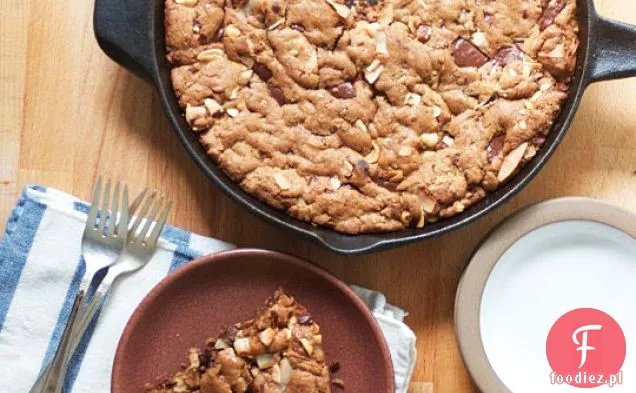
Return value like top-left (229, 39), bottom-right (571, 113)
top-left (546, 308), bottom-right (626, 388)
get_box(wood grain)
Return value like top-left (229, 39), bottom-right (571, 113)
top-left (1, 1), bottom-right (635, 391)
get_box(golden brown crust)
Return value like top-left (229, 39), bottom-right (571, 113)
top-left (165, 0), bottom-right (579, 234)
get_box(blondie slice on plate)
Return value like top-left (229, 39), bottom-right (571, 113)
top-left (145, 289), bottom-right (332, 393)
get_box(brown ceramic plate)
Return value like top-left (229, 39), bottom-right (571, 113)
top-left (112, 249), bottom-right (394, 393)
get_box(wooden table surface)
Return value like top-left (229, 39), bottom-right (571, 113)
top-left (2, 1), bottom-right (635, 391)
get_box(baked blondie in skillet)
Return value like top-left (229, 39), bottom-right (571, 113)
top-left (94, 0), bottom-right (636, 254)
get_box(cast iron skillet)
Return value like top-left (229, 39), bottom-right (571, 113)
top-left (93, 0), bottom-right (636, 255)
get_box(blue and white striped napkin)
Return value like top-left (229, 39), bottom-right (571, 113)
top-left (0, 185), bottom-right (416, 393)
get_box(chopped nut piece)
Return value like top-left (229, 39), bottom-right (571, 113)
top-left (376, 31), bottom-right (388, 55)
top-left (518, 120), bottom-right (528, 130)
top-left (404, 93), bottom-right (421, 106)
top-left (330, 177), bottom-right (341, 190)
top-left (197, 48), bottom-right (224, 61)
top-left (256, 353), bottom-right (275, 369)
top-left (226, 108), bottom-right (239, 117)
top-left (300, 338), bottom-right (314, 356)
top-left (432, 106), bottom-right (442, 118)
top-left (279, 359), bottom-right (292, 384)
top-left (273, 173), bottom-right (291, 190)
top-left (471, 31), bottom-right (488, 47)
top-left (497, 142), bottom-right (528, 182)
top-left (354, 119), bottom-right (368, 133)
top-left (540, 82), bottom-right (552, 91)
top-left (214, 339), bottom-right (229, 349)
top-left (258, 328), bottom-right (276, 346)
top-left (420, 133), bottom-right (439, 148)
top-left (239, 70), bottom-right (253, 84)
top-left (225, 25), bottom-right (241, 38)
top-left (420, 195), bottom-right (436, 214)
top-left (233, 337), bottom-right (251, 356)
top-left (442, 135), bottom-right (455, 147)
top-left (365, 142), bottom-right (380, 163)
top-left (417, 206), bottom-right (425, 228)
top-left (313, 334), bottom-right (323, 344)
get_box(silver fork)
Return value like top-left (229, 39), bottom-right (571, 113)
top-left (40, 190), bottom-right (172, 393)
top-left (29, 177), bottom-right (130, 393)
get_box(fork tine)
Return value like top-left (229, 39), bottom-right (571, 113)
top-left (146, 200), bottom-right (172, 247)
top-left (129, 191), bottom-right (156, 236)
top-left (86, 176), bottom-right (102, 231)
top-left (98, 179), bottom-right (111, 235)
top-left (117, 185), bottom-right (130, 238)
top-left (138, 195), bottom-right (165, 243)
top-left (128, 188), bottom-right (148, 218)
top-left (107, 182), bottom-right (120, 237)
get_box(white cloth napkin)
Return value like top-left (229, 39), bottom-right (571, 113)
top-left (0, 185), bottom-right (416, 393)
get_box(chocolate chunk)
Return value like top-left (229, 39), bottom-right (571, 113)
top-left (329, 82), bottom-right (356, 99)
top-left (373, 178), bottom-right (397, 191)
top-left (297, 313), bottom-right (313, 325)
top-left (555, 82), bottom-right (569, 92)
top-left (538, 0), bottom-right (566, 30)
top-left (493, 46), bottom-right (525, 67)
top-left (416, 25), bottom-right (432, 43)
top-left (487, 135), bottom-right (505, 162)
top-left (198, 33), bottom-right (208, 45)
top-left (484, 13), bottom-right (494, 24)
top-left (291, 23), bottom-right (305, 32)
top-left (329, 362), bottom-right (341, 373)
top-left (253, 63), bottom-right (273, 81)
top-left (366, 0), bottom-right (378, 6)
top-left (268, 84), bottom-right (286, 105)
top-left (272, 2), bottom-right (281, 13)
top-left (452, 38), bottom-right (489, 68)
top-left (345, 0), bottom-right (356, 7)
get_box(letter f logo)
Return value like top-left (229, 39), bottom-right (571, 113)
top-left (573, 324), bottom-right (603, 368)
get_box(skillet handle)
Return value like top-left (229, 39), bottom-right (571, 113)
top-left (93, 0), bottom-right (156, 83)
top-left (588, 15), bottom-right (636, 83)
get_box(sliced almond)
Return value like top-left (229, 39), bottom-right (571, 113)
top-left (273, 172), bottom-right (290, 190)
top-left (271, 364), bottom-right (282, 383)
top-left (442, 135), bottom-right (455, 147)
top-left (197, 48), bottom-right (224, 61)
top-left (203, 98), bottom-right (222, 115)
top-left (330, 177), bottom-right (341, 190)
top-left (279, 359), bottom-right (292, 384)
top-left (300, 338), bottom-right (314, 356)
top-left (268, 18), bottom-right (285, 30)
top-left (497, 142), bottom-right (528, 182)
top-left (226, 108), bottom-right (239, 117)
top-left (325, 0), bottom-right (351, 18)
top-left (256, 353), bottom-right (275, 369)
top-left (420, 194), bottom-right (437, 214)
top-left (225, 25), bottom-right (241, 38)
top-left (420, 132), bottom-right (439, 148)
top-left (404, 92), bottom-right (421, 106)
top-left (176, 0), bottom-right (198, 6)
top-left (229, 87), bottom-right (239, 100)
top-left (364, 60), bottom-right (384, 84)
top-left (185, 104), bottom-right (207, 125)
top-left (258, 328), bottom-right (276, 346)
top-left (376, 31), bottom-right (389, 55)
top-left (365, 142), bottom-right (380, 163)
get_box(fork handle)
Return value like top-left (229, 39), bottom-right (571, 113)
top-left (32, 276), bottom-right (114, 393)
top-left (29, 289), bottom-right (86, 393)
